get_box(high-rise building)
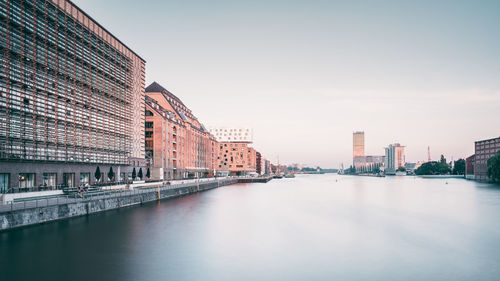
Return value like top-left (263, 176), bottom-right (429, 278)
top-left (352, 131), bottom-right (383, 173)
top-left (145, 82), bottom-right (216, 180)
top-left (384, 143), bottom-right (406, 174)
top-left (0, 0), bottom-right (145, 193)
top-left (353, 131), bottom-right (365, 159)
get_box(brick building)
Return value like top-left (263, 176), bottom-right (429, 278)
top-left (473, 137), bottom-right (500, 181)
top-left (145, 82), bottom-right (216, 180)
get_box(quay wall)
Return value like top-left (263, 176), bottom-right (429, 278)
top-left (0, 178), bottom-right (240, 231)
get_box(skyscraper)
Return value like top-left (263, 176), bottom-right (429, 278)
top-left (353, 131), bottom-right (365, 159)
top-left (0, 0), bottom-right (145, 192)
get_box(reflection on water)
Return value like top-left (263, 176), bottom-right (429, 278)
top-left (2, 175), bottom-right (500, 281)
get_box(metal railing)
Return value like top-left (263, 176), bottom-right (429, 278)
top-left (0, 178), bottom-right (238, 214)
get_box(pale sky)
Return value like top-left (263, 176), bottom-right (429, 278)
top-left (74, 0), bottom-right (500, 168)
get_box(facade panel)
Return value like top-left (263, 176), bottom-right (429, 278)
top-left (0, 0), bottom-right (145, 192)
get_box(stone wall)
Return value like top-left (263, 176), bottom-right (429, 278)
top-left (0, 179), bottom-right (237, 231)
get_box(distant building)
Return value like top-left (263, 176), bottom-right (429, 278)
top-left (256, 151), bottom-right (262, 175)
top-left (209, 127), bottom-right (253, 143)
top-left (353, 131), bottom-right (365, 159)
top-left (473, 137), bottom-right (500, 181)
top-left (264, 159), bottom-right (272, 175)
top-left (405, 162), bottom-right (423, 174)
top-left (352, 131), bottom-right (383, 173)
top-left (465, 155), bottom-right (475, 180)
top-left (353, 156), bottom-right (385, 173)
top-left (215, 142), bottom-right (256, 176)
top-left (385, 143), bottom-right (405, 174)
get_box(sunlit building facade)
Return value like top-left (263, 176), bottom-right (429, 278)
top-left (353, 131), bottom-right (365, 159)
top-left (145, 82), bottom-right (216, 180)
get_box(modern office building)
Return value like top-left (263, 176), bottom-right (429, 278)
top-left (0, 0), bottom-right (145, 193)
top-left (384, 143), bottom-right (405, 174)
top-left (145, 82), bottom-right (216, 180)
top-left (353, 131), bottom-right (365, 159)
top-left (473, 136), bottom-right (500, 181)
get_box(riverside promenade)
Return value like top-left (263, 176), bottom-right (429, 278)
top-left (0, 176), bottom-right (273, 231)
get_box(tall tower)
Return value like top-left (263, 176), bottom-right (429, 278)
top-left (427, 146), bottom-right (431, 162)
top-left (353, 131), bottom-right (365, 159)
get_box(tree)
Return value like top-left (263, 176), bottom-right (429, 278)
top-left (487, 151), bottom-right (500, 182)
top-left (146, 167), bottom-right (151, 179)
top-left (397, 166), bottom-right (406, 172)
top-left (415, 161), bottom-right (451, 175)
top-left (453, 159), bottom-right (465, 175)
top-left (132, 167), bottom-right (137, 180)
top-left (95, 166), bottom-right (101, 182)
top-left (108, 167), bottom-right (115, 181)
top-left (440, 155), bottom-right (447, 164)
top-left (138, 168), bottom-right (143, 180)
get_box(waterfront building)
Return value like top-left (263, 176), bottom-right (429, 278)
top-left (215, 142), bottom-right (256, 176)
top-left (384, 143), bottom-right (406, 174)
top-left (465, 154), bottom-right (475, 180)
top-left (0, 0), bottom-right (145, 193)
top-left (145, 82), bottom-right (216, 180)
top-left (352, 131), bottom-right (384, 173)
top-left (209, 127), bottom-right (258, 176)
top-left (208, 127), bottom-right (253, 143)
top-left (473, 136), bottom-right (500, 181)
top-left (404, 162), bottom-right (423, 174)
top-left (256, 151), bottom-right (262, 175)
top-left (353, 156), bottom-right (385, 173)
top-left (264, 159), bottom-right (271, 175)
top-left (353, 131), bottom-right (365, 159)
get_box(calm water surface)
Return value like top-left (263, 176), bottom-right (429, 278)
top-left (2, 174), bottom-right (500, 281)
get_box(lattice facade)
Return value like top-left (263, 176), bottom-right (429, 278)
top-left (0, 0), bottom-right (145, 166)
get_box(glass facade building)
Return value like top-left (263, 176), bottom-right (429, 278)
top-left (0, 0), bottom-right (145, 192)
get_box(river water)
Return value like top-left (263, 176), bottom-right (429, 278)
top-left (2, 174), bottom-right (500, 281)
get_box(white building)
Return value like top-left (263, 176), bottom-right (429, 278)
top-left (385, 143), bottom-right (406, 174)
top-left (208, 127), bottom-right (253, 143)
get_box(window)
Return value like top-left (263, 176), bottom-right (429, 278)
top-left (145, 122), bottom-right (153, 128)
top-left (43, 173), bottom-right (57, 189)
top-left (63, 173), bottom-right (75, 187)
top-left (80, 173), bottom-right (90, 185)
top-left (19, 173), bottom-right (35, 189)
top-left (0, 174), bottom-right (9, 193)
